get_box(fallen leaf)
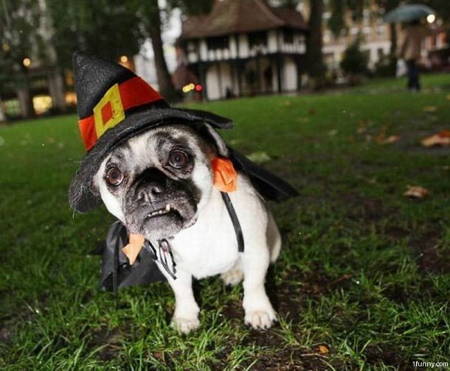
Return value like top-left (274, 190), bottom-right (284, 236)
top-left (382, 135), bottom-right (400, 144)
top-left (328, 129), bottom-right (338, 136)
top-left (357, 127), bottom-right (367, 134)
top-left (404, 185), bottom-right (429, 199)
top-left (446, 94), bottom-right (450, 101)
top-left (423, 106), bottom-right (437, 112)
top-left (374, 126), bottom-right (388, 144)
top-left (247, 151), bottom-right (272, 164)
top-left (421, 130), bottom-right (450, 147)
top-left (318, 345), bottom-right (329, 354)
top-left (308, 108), bottom-right (316, 115)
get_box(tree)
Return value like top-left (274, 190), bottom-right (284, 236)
top-left (132, 0), bottom-right (179, 102)
top-left (37, 0), bottom-right (66, 112)
top-left (305, 0), bottom-right (326, 88)
top-left (340, 35), bottom-right (369, 83)
top-left (47, 0), bottom-right (143, 70)
top-left (171, 0), bottom-right (214, 16)
top-left (0, 0), bottom-right (40, 118)
top-left (375, 0), bottom-right (401, 75)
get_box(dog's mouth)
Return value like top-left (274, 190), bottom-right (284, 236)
top-left (127, 198), bottom-right (196, 240)
top-left (144, 203), bottom-right (180, 220)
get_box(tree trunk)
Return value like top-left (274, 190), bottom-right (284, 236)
top-left (38, 0), bottom-right (67, 112)
top-left (306, 0), bottom-right (326, 89)
top-left (48, 68), bottom-right (66, 112)
top-left (149, 6), bottom-right (179, 102)
top-left (389, 23), bottom-right (397, 57)
top-left (17, 86), bottom-right (35, 118)
top-left (17, 72), bottom-right (35, 118)
top-left (0, 99), bottom-right (6, 122)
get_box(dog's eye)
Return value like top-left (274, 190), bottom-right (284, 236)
top-left (105, 167), bottom-right (124, 186)
top-left (168, 150), bottom-right (189, 169)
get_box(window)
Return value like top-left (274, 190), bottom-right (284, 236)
top-left (283, 29), bottom-right (294, 44)
top-left (206, 36), bottom-right (229, 51)
top-left (248, 31), bottom-right (268, 48)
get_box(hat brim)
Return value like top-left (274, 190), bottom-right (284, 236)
top-left (69, 107), bottom-right (233, 212)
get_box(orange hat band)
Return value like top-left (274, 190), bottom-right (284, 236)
top-left (78, 76), bottom-right (163, 150)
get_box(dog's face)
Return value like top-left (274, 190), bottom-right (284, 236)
top-left (93, 124), bottom-right (225, 240)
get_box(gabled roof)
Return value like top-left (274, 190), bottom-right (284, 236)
top-left (180, 0), bottom-right (307, 40)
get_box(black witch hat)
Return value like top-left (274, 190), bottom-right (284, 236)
top-left (68, 53), bottom-right (298, 213)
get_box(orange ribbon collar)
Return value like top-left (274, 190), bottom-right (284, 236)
top-left (211, 157), bottom-right (237, 193)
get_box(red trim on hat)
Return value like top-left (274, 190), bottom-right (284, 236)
top-left (119, 77), bottom-right (162, 111)
top-left (79, 116), bottom-right (97, 151)
top-left (77, 76), bottom-right (164, 151)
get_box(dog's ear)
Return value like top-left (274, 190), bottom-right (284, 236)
top-left (68, 169), bottom-right (101, 213)
top-left (199, 123), bottom-right (229, 157)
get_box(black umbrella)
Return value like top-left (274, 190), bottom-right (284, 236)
top-left (384, 4), bottom-right (435, 23)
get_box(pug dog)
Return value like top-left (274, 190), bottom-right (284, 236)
top-left (92, 123), bottom-right (282, 333)
top-left (69, 53), bottom-right (297, 335)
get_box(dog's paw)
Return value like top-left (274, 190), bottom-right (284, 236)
top-left (221, 269), bottom-right (244, 286)
top-left (245, 309), bottom-right (277, 330)
top-left (171, 316), bottom-right (200, 334)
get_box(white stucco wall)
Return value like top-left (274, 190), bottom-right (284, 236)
top-left (283, 56), bottom-right (297, 91)
top-left (206, 64), bottom-right (220, 100)
top-left (200, 40), bottom-right (208, 61)
top-left (268, 30), bottom-right (278, 53)
top-left (238, 34), bottom-right (249, 58)
top-left (205, 62), bottom-right (234, 100)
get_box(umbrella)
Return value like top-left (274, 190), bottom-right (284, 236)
top-left (384, 4), bottom-right (434, 23)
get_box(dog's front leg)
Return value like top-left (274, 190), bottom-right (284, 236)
top-left (163, 268), bottom-right (200, 334)
top-left (242, 248), bottom-right (277, 329)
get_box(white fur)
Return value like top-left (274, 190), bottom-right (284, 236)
top-left (95, 128), bottom-right (282, 333)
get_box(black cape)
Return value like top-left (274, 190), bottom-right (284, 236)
top-left (100, 220), bottom-right (166, 291)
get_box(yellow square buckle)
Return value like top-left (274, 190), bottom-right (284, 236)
top-left (93, 83), bottom-right (125, 138)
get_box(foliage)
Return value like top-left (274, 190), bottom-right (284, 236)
top-left (306, 0), bottom-right (326, 84)
top-left (0, 0), bottom-right (41, 95)
top-left (340, 35), bottom-right (369, 77)
top-left (45, 0), bottom-right (143, 70)
top-left (373, 55), bottom-right (397, 77)
top-left (169, 0), bottom-right (214, 16)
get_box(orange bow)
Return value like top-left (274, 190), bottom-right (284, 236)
top-left (212, 157), bottom-right (237, 193)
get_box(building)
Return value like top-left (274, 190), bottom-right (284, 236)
top-left (176, 0), bottom-right (308, 101)
top-left (297, 1), bottom-right (448, 74)
top-left (321, 8), bottom-right (391, 72)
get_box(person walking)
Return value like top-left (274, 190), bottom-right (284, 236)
top-left (399, 20), bottom-right (435, 91)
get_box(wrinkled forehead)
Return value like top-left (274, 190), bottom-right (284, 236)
top-left (105, 125), bottom-right (208, 167)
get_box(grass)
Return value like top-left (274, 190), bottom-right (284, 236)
top-left (1, 73), bottom-right (450, 369)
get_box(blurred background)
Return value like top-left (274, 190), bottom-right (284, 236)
top-left (0, 0), bottom-right (448, 120)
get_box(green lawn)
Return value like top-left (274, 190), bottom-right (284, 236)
top-left (1, 74), bottom-right (450, 369)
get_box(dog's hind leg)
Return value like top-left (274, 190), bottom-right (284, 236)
top-left (241, 241), bottom-right (277, 330)
top-left (221, 261), bottom-right (244, 286)
top-left (267, 211), bottom-right (281, 263)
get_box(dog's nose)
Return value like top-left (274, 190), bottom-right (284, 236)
top-left (133, 168), bottom-right (167, 203)
top-left (137, 183), bottom-right (164, 203)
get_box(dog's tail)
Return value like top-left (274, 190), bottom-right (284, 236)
top-left (267, 212), bottom-right (282, 263)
